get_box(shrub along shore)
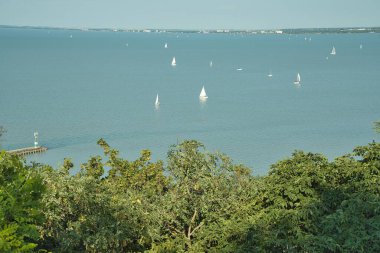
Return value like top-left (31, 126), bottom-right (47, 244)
top-left (1, 139), bottom-right (379, 252)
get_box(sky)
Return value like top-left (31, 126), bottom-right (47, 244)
top-left (0, 0), bottom-right (379, 30)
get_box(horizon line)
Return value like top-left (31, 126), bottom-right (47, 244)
top-left (1, 24), bottom-right (379, 32)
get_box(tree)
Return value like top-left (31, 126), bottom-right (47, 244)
top-left (39, 139), bottom-right (169, 252)
top-left (153, 140), bottom-right (256, 252)
top-left (99, 138), bottom-right (169, 251)
top-left (17, 139), bottom-right (380, 252)
top-left (238, 142), bottom-right (380, 253)
top-left (0, 151), bottom-right (45, 252)
top-left (238, 151), bottom-right (331, 252)
top-left (311, 142), bottom-right (380, 253)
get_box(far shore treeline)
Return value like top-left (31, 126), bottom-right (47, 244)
top-left (1, 25), bottom-right (380, 35)
top-left (1, 135), bottom-right (380, 252)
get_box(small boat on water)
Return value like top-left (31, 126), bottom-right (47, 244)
top-left (236, 68), bottom-right (243, 71)
top-left (154, 94), bottom-right (160, 109)
top-left (268, 71), bottom-right (273, 77)
top-left (330, 46), bottom-right (336, 55)
top-left (165, 43), bottom-right (168, 48)
top-left (294, 73), bottom-right (301, 85)
top-left (199, 86), bottom-right (208, 100)
top-left (155, 94), bottom-right (160, 107)
top-left (171, 57), bottom-right (176, 66)
top-left (210, 61), bottom-right (213, 67)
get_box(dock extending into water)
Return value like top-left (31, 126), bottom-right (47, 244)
top-left (7, 146), bottom-right (48, 156)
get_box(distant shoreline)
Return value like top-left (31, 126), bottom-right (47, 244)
top-left (0, 25), bottom-right (379, 35)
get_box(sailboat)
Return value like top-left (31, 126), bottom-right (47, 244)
top-left (164, 43), bottom-right (168, 48)
top-left (294, 73), bottom-right (301, 85)
top-left (210, 61), bottom-right (213, 67)
top-left (199, 86), bottom-right (208, 100)
top-left (171, 57), bottom-right (176, 66)
top-left (155, 94), bottom-right (160, 106)
top-left (330, 46), bottom-right (336, 55)
top-left (268, 71), bottom-right (273, 77)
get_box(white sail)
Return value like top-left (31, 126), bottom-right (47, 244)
top-left (164, 43), bottom-right (168, 48)
top-left (268, 71), bottom-right (273, 77)
top-left (171, 57), bottom-right (176, 66)
top-left (330, 46), bottom-right (336, 55)
top-left (155, 94), bottom-right (160, 106)
top-left (209, 61), bottom-right (213, 67)
top-left (199, 86), bottom-right (208, 99)
top-left (294, 73), bottom-right (301, 84)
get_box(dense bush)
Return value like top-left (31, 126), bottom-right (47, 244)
top-left (0, 151), bottom-right (45, 252)
top-left (0, 140), bottom-right (379, 252)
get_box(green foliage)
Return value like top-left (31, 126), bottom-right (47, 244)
top-left (155, 140), bottom-right (256, 252)
top-left (238, 143), bottom-right (380, 253)
top-left (2, 139), bottom-right (380, 252)
top-left (40, 162), bottom-right (119, 252)
top-left (0, 151), bottom-right (45, 252)
top-left (238, 151), bottom-right (330, 252)
top-left (320, 192), bottom-right (380, 252)
top-left (39, 139), bottom-right (169, 252)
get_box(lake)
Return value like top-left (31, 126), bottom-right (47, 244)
top-left (0, 28), bottom-right (379, 174)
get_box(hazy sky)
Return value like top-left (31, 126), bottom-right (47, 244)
top-left (0, 0), bottom-right (379, 30)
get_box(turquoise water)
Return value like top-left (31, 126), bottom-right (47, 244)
top-left (1, 28), bottom-right (379, 174)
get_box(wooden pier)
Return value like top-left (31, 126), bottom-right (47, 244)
top-left (7, 146), bottom-right (48, 156)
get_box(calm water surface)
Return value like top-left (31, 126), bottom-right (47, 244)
top-left (0, 28), bottom-right (379, 174)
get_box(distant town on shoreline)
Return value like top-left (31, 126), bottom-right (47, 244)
top-left (1, 25), bottom-right (379, 34)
